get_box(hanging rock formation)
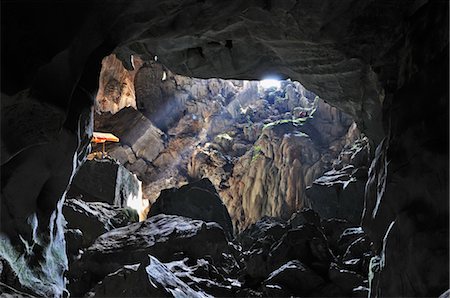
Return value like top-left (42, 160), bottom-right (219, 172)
top-left (96, 54), bottom-right (143, 114)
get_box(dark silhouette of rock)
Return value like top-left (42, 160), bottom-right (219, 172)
top-left (68, 214), bottom-right (233, 296)
top-left (306, 137), bottom-right (370, 223)
top-left (328, 263), bottom-right (365, 293)
top-left (87, 256), bottom-right (214, 297)
top-left (63, 198), bottom-right (138, 247)
top-left (263, 260), bottom-right (325, 297)
top-left (67, 158), bottom-right (141, 207)
top-left (148, 178), bottom-right (234, 239)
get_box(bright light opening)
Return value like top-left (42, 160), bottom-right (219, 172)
top-left (260, 78), bottom-right (281, 89)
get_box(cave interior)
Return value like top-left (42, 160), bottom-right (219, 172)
top-left (0, 0), bottom-right (449, 297)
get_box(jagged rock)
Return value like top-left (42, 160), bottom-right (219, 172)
top-left (188, 146), bottom-right (233, 190)
top-left (321, 218), bottom-right (353, 255)
top-left (2, 1), bottom-right (448, 297)
top-left (148, 179), bottom-right (234, 239)
top-left (68, 214), bottom-right (233, 296)
top-left (263, 260), bottom-right (325, 297)
top-left (328, 263), bottom-right (365, 293)
top-left (306, 167), bottom-right (366, 223)
top-left (237, 216), bottom-right (288, 251)
top-left (96, 54), bottom-right (143, 114)
top-left (134, 62), bottom-right (193, 131)
top-left (237, 217), bottom-right (289, 283)
top-left (343, 236), bottom-right (372, 262)
top-left (95, 107), bottom-right (165, 162)
top-left (352, 286), bottom-right (370, 297)
top-left (127, 158), bottom-right (148, 177)
top-left (269, 224), bottom-right (334, 273)
top-left (231, 121), bottom-right (325, 229)
top-left (338, 227), bottom-right (366, 254)
top-left (307, 136), bottom-right (370, 223)
top-left (163, 257), bottom-right (241, 297)
top-left (63, 198), bottom-right (138, 247)
top-left (288, 208), bottom-right (322, 228)
top-left (67, 158), bottom-right (142, 207)
top-left (87, 256), bottom-right (214, 297)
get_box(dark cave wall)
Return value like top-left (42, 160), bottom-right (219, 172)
top-left (1, 0), bottom-right (448, 297)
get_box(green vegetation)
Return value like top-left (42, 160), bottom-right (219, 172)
top-left (252, 145), bottom-right (263, 162)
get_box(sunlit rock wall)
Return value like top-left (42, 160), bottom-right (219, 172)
top-left (96, 54), bottom-right (143, 114)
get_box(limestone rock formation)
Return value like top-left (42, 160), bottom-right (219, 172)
top-left (148, 178), bottom-right (234, 239)
top-left (96, 54), bottom-right (143, 114)
top-left (63, 198), bottom-right (138, 248)
top-left (67, 158), bottom-right (147, 220)
top-left (1, 0), bottom-right (448, 296)
top-left (86, 257), bottom-right (214, 298)
top-left (262, 260), bottom-right (325, 297)
top-left (237, 209), bottom-right (372, 297)
top-left (306, 135), bottom-right (371, 223)
top-left (95, 107), bottom-right (165, 163)
top-left (67, 214), bottom-right (234, 296)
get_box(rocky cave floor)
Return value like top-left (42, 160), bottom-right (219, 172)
top-left (2, 197), bottom-right (374, 298)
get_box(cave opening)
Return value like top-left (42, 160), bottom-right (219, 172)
top-left (66, 53), bottom-right (370, 232)
top-left (1, 1), bottom-right (448, 297)
top-left (58, 53), bottom-right (375, 297)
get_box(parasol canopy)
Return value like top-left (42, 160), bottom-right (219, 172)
top-left (91, 132), bottom-right (120, 143)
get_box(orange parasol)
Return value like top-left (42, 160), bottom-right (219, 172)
top-left (91, 132), bottom-right (120, 157)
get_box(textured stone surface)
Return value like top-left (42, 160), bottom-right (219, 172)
top-left (95, 107), bottom-right (165, 162)
top-left (148, 178), bottom-right (234, 239)
top-left (306, 136), bottom-right (370, 223)
top-left (63, 198), bottom-right (138, 247)
top-left (95, 54), bottom-right (143, 114)
top-left (263, 260), bottom-right (325, 297)
top-left (68, 214), bottom-right (232, 296)
top-left (67, 158), bottom-right (146, 219)
top-left (87, 257), bottom-right (213, 298)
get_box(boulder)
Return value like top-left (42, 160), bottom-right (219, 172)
top-left (237, 216), bottom-right (288, 251)
top-left (63, 198), bottom-right (138, 247)
top-left (338, 227), bottom-right (366, 254)
top-left (306, 167), bottom-right (366, 224)
top-left (148, 179), bottom-right (234, 239)
top-left (95, 107), bottom-right (165, 162)
top-left (67, 158), bottom-right (142, 208)
top-left (306, 137), bottom-right (370, 223)
top-left (288, 208), bottom-right (322, 228)
top-left (328, 263), bottom-right (365, 293)
top-left (269, 224), bottom-right (334, 273)
top-left (188, 147), bottom-right (233, 191)
top-left (68, 214), bottom-right (232, 296)
top-left (87, 256), bottom-right (216, 298)
top-left (263, 260), bottom-right (325, 297)
top-left (87, 256), bottom-right (217, 298)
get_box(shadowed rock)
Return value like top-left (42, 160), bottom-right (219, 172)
top-left (148, 178), bottom-right (234, 239)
